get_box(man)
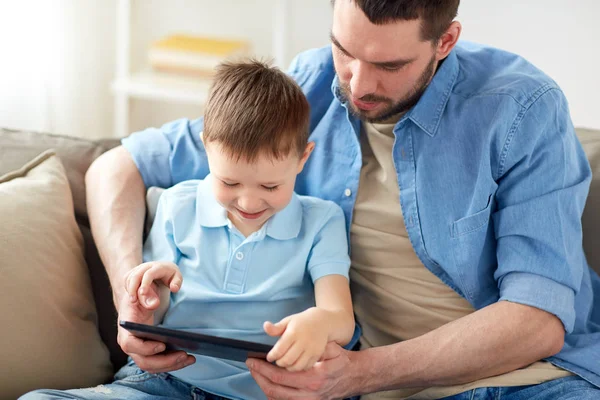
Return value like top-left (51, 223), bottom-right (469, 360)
top-left (86, 0), bottom-right (600, 399)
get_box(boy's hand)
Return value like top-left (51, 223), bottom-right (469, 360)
top-left (117, 261), bottom-right (195, 373)
top-left (125, 261), bottom-right (183, 308)
top-left (263, 307), bottom-right (329, 372)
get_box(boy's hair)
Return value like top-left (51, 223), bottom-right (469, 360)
top-left (203, 59), bottom-right (310, 163)
top-left (332, 0), bottom-right (460, 42)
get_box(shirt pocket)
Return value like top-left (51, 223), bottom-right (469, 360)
top-left (451, 194), bottom-right (493, 238)
top-left (450, 194), bottom-right (496, 301)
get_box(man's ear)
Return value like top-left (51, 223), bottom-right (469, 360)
top-left (297, 142), bottom-right (315, 173)
top-left (435, 21), bottom-right (461, 61)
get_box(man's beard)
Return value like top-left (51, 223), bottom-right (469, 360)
top-left (338, 55), bottom-right (437, 123)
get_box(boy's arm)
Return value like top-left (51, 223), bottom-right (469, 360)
top-left (308, 203), bottom-right (355, 346)
top-left (314, 275), bottom-right (355, 346)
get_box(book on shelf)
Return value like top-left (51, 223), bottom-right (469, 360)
top-left (149, 34), bottom-right (251, 78)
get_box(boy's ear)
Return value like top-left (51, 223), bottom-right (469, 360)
top-left (297, 142), bottom-right (315, 173)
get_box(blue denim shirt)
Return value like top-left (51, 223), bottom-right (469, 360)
top-left (123, 42), bottom-right (600, 388)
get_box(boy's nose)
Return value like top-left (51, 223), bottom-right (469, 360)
top-left (237, 197), bottom-right (263, 213)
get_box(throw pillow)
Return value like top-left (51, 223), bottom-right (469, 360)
top-left (0, 150), bottom-right (113, 399)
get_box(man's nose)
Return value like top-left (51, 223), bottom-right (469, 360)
top-left (350, 61), bottom-right (377, 100)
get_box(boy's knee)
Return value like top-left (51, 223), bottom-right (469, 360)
top-left (19, 390), bottom-right (52, 400)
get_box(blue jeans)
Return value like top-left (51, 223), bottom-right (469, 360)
top-left (20, 359), bottom-right (360, 400)
top-left (21, 324), bottom-right (364, 400)
top-left (20, 360), bottom-right (230, 400)
top-left (441, 376), bottom-right (600, 400)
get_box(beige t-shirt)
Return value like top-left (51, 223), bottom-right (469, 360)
top-left (350, 120), bottom-right (572, 399)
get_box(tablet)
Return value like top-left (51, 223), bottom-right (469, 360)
top-left (119, 321), bottom-right (272, 362)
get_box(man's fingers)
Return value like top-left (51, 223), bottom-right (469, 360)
top-left (118, 328), bottom-right (164, 356)
top-left (248, 365), bottom-right (304, 400)
top-left (247, 358), bottom-right (314, 389)
top-left (132, 352), bottom-right (196, 374)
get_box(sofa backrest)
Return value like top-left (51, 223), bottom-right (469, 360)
top-left (1, 126), bottom-right (599, 373)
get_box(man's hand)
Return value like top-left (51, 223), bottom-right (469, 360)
top-left (117, 261), bottom-right (195, 373)
top-left (247, 342), bottom-right (361, 400)
top-left (264, 308), bottom-right (331, 372)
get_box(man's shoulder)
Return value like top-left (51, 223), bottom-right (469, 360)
top-left (454, 41), bottom-right (560, 107)
top-left (288, 46), bottom-right (334, 75)
top-left (287, 46), bottom-right (336, 93)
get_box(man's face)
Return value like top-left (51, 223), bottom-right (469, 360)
top-left (205, 142), bottom-right (311, 236)
top-left (331, 0), bottom-right (440, 122)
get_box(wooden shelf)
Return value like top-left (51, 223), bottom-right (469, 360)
top-left (113, 0), bottom-right (290, 138)
top-left (111, 70), bottom-right (211, 105)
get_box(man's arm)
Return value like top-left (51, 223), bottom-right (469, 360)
top-left (353, 300), bottom-right (564, 393)
top-left (86, 146), bottom-right (195, 373)
top-left (248, 300), bottom-right (564, 399)
top-left (86, 146), bottom-right (146, 307)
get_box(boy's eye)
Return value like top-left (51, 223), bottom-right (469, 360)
top-left (262, 185), bottom-right (279, 192)
top-left (222, 181), bottom-right (238, 187)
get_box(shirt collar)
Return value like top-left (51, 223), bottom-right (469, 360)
top-left (196, 175), bottom-right (229, 228)
top-left (331, 48), bottom-right (459, 138)
top-left (264, 193), bottom-right (302, 240)
top-left (196, 175), bottom-right (303, 240)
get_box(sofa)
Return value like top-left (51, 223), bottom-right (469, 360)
top-left (1, 126), bottom-right (599, 399)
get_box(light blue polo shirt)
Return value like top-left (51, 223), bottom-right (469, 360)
top-left (142, 175), bottom-right (350, 400)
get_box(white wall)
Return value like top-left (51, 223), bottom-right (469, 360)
top-left (127, 0), bottom-right (334, 134)
top-left (0, 0), bottom-right (598, 139)
top-left (458, 0), bottom-right (600, 130)
top-left (0, 1), bottom-right (116, 139)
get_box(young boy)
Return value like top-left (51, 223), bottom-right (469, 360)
top-left (124, 60), bottom-right (355, 399)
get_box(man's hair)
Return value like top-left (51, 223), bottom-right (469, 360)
top-left (333, 0), bottom-right (459, 42)
top-left (203, 59), bottom-right (310, 163)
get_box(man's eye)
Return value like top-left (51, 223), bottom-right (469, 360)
top-left (262, 185), bottom-right (279, 192)
top-left (378, 64), bottom-right (402, 72)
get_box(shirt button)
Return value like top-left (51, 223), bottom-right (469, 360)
top-left (344, 188), bottom-right (352, 197)
top-left (235, 252), bottom-right (244, 260)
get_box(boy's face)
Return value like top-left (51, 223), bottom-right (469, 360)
top-left (205, 142), bottom-right (314, 236)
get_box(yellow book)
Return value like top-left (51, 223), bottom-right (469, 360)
top-left (149, 34), bottom-right (251, 76)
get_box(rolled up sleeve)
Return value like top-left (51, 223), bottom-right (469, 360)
top-left (493, 88), bottom-right (591, 333)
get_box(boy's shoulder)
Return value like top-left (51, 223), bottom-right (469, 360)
top-left (163, 179), bottom-right (202, 198)
top-left (296, 194), bottom-right (344, 224)
top-left (158, 179), bottom-right (207, 215)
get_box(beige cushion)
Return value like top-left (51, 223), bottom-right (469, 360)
top-left (0, 151), bottom-right (112, 400)
top-left (577, 128), bottom-right (600, 275)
